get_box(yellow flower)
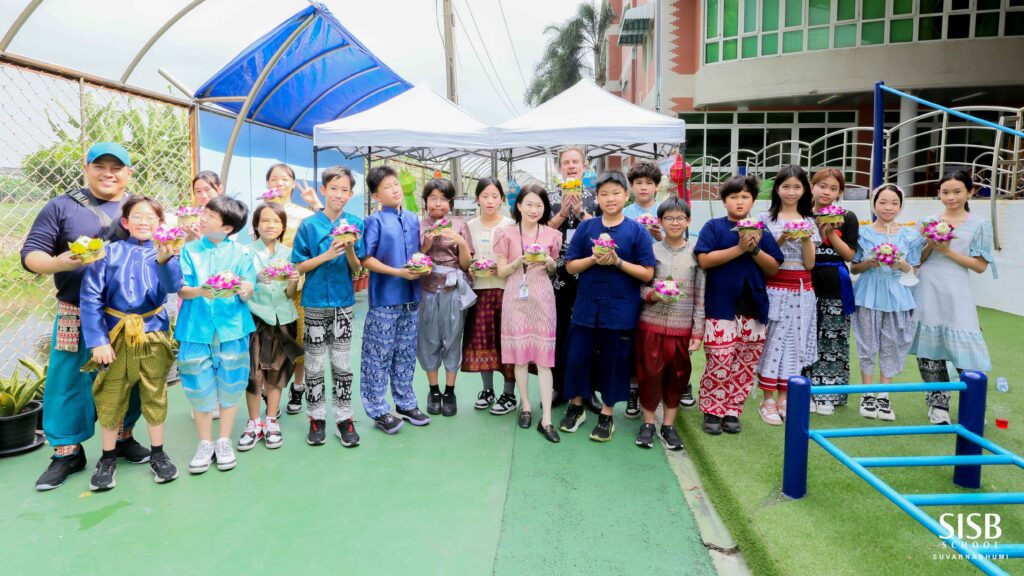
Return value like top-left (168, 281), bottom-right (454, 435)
top-left (87, 238), bottom-right (104, 251)
top-left (69, 242), bottom-right (87, 255)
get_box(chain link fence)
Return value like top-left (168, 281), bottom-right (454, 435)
top-left (0, 62), bottom-right (192, 375)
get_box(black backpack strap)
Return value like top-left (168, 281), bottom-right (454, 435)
top-left (66, 189), bottom-right (130, 241)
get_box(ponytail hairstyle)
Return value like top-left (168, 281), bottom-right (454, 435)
top-left (938, 170), bottom-right (974, 212)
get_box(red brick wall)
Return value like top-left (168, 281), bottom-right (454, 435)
top-left (670, 0), bottom-right (700, 76)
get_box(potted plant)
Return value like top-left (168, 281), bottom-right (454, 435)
top-left (18, 358), bottom-right (46, 432)
top-left (0, 365), bottom-right (46, 456)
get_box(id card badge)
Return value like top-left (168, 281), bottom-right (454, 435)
top-left (518, 281), bottom-right (529, 300)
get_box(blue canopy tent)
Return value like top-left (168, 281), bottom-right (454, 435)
top-left (195, 4), bottom-right (412, 186)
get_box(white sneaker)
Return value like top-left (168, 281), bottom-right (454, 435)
top-left (214, 438), bottom-right (237, 471)
top-left (264, 416), bottom-right (283, 449)
top-left (237, 419), bottom-right (263, 452)
top-left (860, 396), bottom-right (878, 419)
top-left (815, 401), bottom-right (835, 416)
top-left (188, 440), bottom-right (215, 474)
top-left (875, 398), bottom-right (895, 421)
top-left (809, 399), bottom-right (817, 414)
top-left (759, 400), bottom-right (783, 426)
top-left (928, 406), bottom-right (951, 425)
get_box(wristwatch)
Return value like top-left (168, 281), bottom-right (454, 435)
top-left (751, 246), bottom-right (761, 256)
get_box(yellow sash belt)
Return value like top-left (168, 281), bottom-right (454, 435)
top-left (105, 306), bottom-right (163, 350)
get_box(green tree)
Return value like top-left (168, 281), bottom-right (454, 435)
top-left (526, 0), bottom-right (616, 106)
top-left (21, 94), bottom-right (190, 204)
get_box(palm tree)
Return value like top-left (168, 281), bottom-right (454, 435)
top-left (526, 1), bottom-right (616, 106)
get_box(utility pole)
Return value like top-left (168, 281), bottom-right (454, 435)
top-left (442, 0), bottom-right (462, 193)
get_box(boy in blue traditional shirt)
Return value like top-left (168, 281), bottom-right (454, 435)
top-left (559, 171), bottom-right (657, 443)
top-left (80, 197), bottom-right (183, 491)
top-left (291, 166), bottom-right (365, 448)
top-left (176, 195), bottom-right (255, 474)
top-left (359, 166), bottom-right (432, 435)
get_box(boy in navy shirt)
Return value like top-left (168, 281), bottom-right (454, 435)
top-left (558, 171), bottom-right (656, 442)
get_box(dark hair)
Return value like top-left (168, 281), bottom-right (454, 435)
top-left (871, 184), bottom-right (904, 209)
top-left (192, 170), bottom-right (222, 192)
top-left (512, 184), bottom-right (552, 225)
top-left (627, 160), bottom-right (662, 186)
top-left (121, 196), bottom-right (165, 223)
top-left (366, 165), bottom-right (397, 194)
top-left (595, 170), bottom-right (629, 193)
top-left (656, 196), bottom-right (691, 220)
top-left (474, 177), bottom-right (505, 200)
top-left (768, 165), bottom-right (813, 220)
top-left (719, 174), bottom-right (759, 201)
top-left (938, 170), bottom-right (974, 212)
top-left (252, 202), bottom-right (288, 242)
top-left (265, 163), bottom-right (295, 184)
top-left (205, 195), bottom-right (249, 235)
top-left (322, 166), bottom-right (355, 189)
top-left (811, 168), bottom-right (845, 192)
top-left (422, 178), bottom-right (456, 209)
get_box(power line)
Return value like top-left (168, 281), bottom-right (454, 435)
top-left (494, 0), bottom-right (529, 92)
top-left (451, 3), bottom-right (519, 116)
top-left (460, 0), bottom-right (520, 112)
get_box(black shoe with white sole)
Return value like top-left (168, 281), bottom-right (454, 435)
top-left (35, 451), bottom-right (87, 491)
top-left (307, 419), bottom-right (327, 446)
top-left (335, 419), bottom-right (361, 447)
top-left (660, 425), bottom-right (684, 450)
top-left (286, 384), bottom-right (303, 415)
top-left (397, 407), bottom-right (432, 426)
top-left (489, 393), bottom-right (517, 415)
top-left (624, 388), bottom-right (641, 420)
top-left (150, 451), bottom-right (179, 483)
top-left (89, 458), bottom-right (117, 491)
top-left (559, 404), bottom-right (587, 433)
top-left (635, 423), bottom-right (655, 448)
top-left (474, 389), bottom-right (496, 410)
top-left (679, 391), bottom-right (697, 408)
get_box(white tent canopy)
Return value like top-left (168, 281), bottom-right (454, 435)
top-left (313, 83), bottom-right (494, 163)
top-left (492, 79), bottom-right (686, 161)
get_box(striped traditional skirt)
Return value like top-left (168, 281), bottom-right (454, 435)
top-left (462, 288), bottom-right (513, 376)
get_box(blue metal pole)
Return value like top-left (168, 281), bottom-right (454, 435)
top-left (954, 370), bottom-right (988, 489)
top-left (782, 375), bottom-right (812, 499)
top-left (872, 81), bottom-right (885, 191)
top-left (810, 382), bottom-right (965, 395)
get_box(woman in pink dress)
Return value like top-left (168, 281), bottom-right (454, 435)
top-left (494, 184), bottom-right (562, 443)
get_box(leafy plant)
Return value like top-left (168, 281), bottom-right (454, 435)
top-left (17, 358), bottom-right (46, 400)
top-left (0, 366), bottom-right (45, 417)
top-left (526, 1), bottom-right (616, 106)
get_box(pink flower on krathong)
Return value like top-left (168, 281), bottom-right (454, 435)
top-left (591, 233), bottom-right (617, 249)
top-left (176, 206), bottom-right (202, 218)
top-left (261, 188), bottom-right (285, 201)
top-left (407, 253), bottom-right (433, 267)
top-left (471, 258), bottom-right (496, 270)
top-left (735, 218), bottom-right (764, 231)
top-left (654, 278), bottom-right (683, 301)
top-left (331, 222), bottom-right (360, 236)
top-left (920, 219), bottom-right (955, 243)
top-left (524, 244), bottom-right (545, 255)
top-left (153, 226), bottom-right (186, 243)
top-left (636, 214), bottom-right (660, 226)
top-left (784, 220), bottom-right (815, 234)
top-left (815, 205), bottom-right (845, 217)
top-left (871, 242), bottom-right (901, 266)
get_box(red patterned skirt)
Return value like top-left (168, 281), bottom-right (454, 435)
top-left (462, 288), bottom-right (514, 377)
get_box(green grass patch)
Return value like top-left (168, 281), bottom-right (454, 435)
top-left (679, 307), bottom-right (1023, 575)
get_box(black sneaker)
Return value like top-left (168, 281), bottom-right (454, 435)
top-left (374, 413), bottom-right (404, 435)
top-left (722, 415), bottom-right (742, 434)
top-left (635, 423), bottom-right (656, 448)
top-left (150, 451), bottom-right (179, 484)
top-left (89, 457), bottom-right (117, 491)
top-left (625, 388), bottom-right (641, 420)
top-left (703, 413), bottom-right (723, 435)
top-left (489, 393), bottom-right (518, 415)
top-left (441, 391), bottom-right (457, 417)
top-left (115, 437), bottom-right (151, 464)
top-left (35, 451), bottom-right (87, 491)
top-left (589, 414), bottom-right (615, 442)
top-left (559, 403), bottom-right (587, 433)
top-left (680, 391), bottom-right (697, 408)
top-left (286, 384), bottom-right (303, 415)
top-left (474, 389), bottom-right (496, 410)
top-left (426, 389), bottom-right (443, 415)
top-left (307, 418), bottom-right (327, 446)
top-left (537, 421), bottom-right (561, 443)
top-left (335, 419), bottom-right (361, 447)
top-left (397, 407), bottom-right (432, 426)
top-left (660, 425), bottom-right (684, 450)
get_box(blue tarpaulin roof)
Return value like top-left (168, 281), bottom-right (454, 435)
top-left (195, 5), bottom-right (412, 136)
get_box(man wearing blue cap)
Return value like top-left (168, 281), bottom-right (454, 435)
top-left (21, 142), bottom-right (150, 490)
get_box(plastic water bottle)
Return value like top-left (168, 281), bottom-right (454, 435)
top-left (992, 377), bottom-right (1010, 430)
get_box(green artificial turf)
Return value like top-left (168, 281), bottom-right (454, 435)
top-left (679, 307), bottom-right (1023, 575)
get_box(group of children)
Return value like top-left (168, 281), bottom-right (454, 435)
top-left (70, 149), bottom-right (996, 492)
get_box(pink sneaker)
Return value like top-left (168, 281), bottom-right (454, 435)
top-left (759, 400), bottom-right (782, 426)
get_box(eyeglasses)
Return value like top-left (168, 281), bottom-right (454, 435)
top-left (662, 216), bottom-right (689, 224)
top-left (128, 215), bottom-right (159, 223)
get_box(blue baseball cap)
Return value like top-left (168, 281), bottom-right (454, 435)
top-left (86, 142), bottom-right (131, 167)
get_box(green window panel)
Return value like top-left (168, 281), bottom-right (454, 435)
top-left (705, 42), bottom-right (720, 63)
top-left (724, 0), bottom-right (739, 36)
top-left (890, 18), bottom-right (913, 42)
top-left (744, 0), bottom-right (758, 32)
top-left (975, 11), bottom-right (1000, 37)
top-left (767, 112), bottom-right (795, 123)
top-left (862, 0), bottom-right (885, 20)
top-left (978, 0), bottom-right (1000, 8)
top-left (837, 0), bottom-right (856, 20)
top-left (834, 23), bottom-right (857, 47)
top-left (783, 29), bottom-right (804, 52)
top-left (706, 113), bottom-right (735, 123)
top-left (738, 112), bottom-right (765, 124)
top-left (808, 26), bottom-right (830, 49)
top-left (742, 35), bottom-right (759, 57)
top-left (800, 112), bottom-right (827, 123)
top-left (761, 32), bottom-right (779, 55)
top-left (809, 0), bottom-right (831, 26)
top-left (680, 113), bottom-right (705, 124)
top-left (723, 39), bottom-right (738, 60)
top-left (919, 15), bottom-right (942, 40)
top-left (920, 0), bottom-right (944, 14)
top-left (785, 0), bottom-right (802, 27)
top-left (893, 0), bottom-right (913, 14)
top-left (1007, 11), bottom-right (1024, 35)
top-left (763, 0), bottom-right (779, 31)
top-left (706, 0), bottom-right (720, 37)
top-left (861, 20), bottom-right (884, 44)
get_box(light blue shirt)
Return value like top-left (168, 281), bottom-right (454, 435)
top-left (853, 226), bottom-right (924, 313)
top-left (176, 237), bottom-right (257, 344)
top-left (291, 210), bottom-right (365, 308)
top-left (623, 202), bottom-right (659, 244)
top-left (248, 241), bottom-right (298, 325)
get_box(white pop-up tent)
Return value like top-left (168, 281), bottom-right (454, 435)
top-left (313, 83), bottom-right (494, 163)
top-left (492, 79), bottom-right (686, 161)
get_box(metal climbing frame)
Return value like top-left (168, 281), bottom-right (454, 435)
top-left (782, 371), bottom-right (1024, 576)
